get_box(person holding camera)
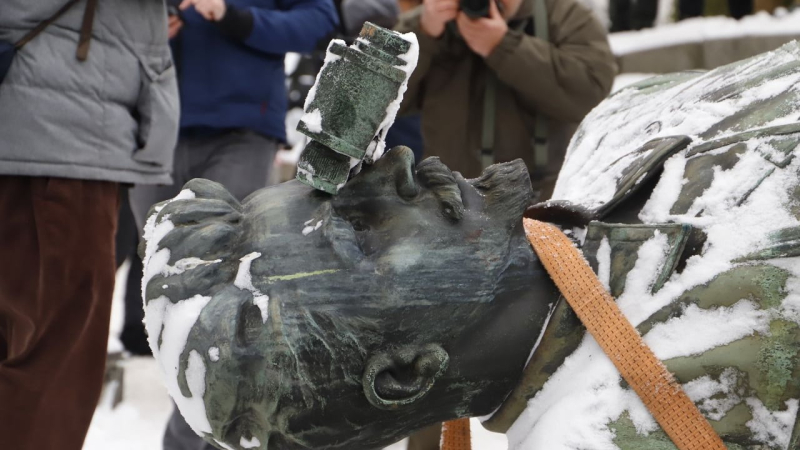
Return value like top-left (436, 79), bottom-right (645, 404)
top-left (396, 0), bottom-right (616, 202)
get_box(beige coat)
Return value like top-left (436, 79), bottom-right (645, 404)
top-left (396, 0), bottom-right (616, 198)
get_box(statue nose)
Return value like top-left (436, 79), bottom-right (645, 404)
top-left (341, 146), bottom-right (419, 200)
top-left (384, 146), bottom-right (421, 200)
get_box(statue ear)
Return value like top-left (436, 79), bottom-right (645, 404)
top-left (362, 344), bottom-right (449, 409)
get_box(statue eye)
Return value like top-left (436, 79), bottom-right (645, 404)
top-left (351, 218), bottom-right (369, 232)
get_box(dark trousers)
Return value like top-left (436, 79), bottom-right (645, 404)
top-left (115, 187), bottom-right (150, 355)
top-left (0, 176), bottom-right (119, 450)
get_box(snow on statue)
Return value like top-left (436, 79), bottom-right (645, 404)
top-left (141, 39), bottom-right (800, 449)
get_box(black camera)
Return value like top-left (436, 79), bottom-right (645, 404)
top-left (460, 0), bottom-right (490, 18)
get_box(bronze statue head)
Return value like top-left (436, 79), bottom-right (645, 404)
top-left (142, 147), bottom-right (557, 449)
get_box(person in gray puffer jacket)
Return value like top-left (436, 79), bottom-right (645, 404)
top-left (0, 1), bottom-right (178, 450)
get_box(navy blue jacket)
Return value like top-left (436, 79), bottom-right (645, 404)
top-left (173, 0), bottom-right (339, 142)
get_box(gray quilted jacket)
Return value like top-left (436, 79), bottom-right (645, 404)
top-left (0, 0), bottom-right (178, 184)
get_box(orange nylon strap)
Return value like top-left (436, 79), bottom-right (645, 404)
top-left (441, 418), bottom-right (471, 450)
top-left (523, 219), bottom-right (725, 450)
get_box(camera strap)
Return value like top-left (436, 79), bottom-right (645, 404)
top-left (481, 0), bottom-right (549, 170)
top-left (532, 0), bottom-right (549, 169)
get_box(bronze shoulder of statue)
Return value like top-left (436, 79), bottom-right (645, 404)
top-left (142, 41), bottom-right (800, 450)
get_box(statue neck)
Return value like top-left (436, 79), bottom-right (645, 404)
top-left (479, 297), bottom-right (583, 433)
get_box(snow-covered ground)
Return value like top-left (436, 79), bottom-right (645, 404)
top-left (83, 263), bottom-right (508, 449)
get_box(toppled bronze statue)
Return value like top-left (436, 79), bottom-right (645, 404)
top-left (142, 42), bottom-right (800, 449)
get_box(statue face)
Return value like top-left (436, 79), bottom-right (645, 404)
top-left (144, 148), bottom-right (556, 449)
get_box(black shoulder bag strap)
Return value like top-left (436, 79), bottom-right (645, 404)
top-left (14, 0), bottom-right (81, 49)
top-left (481, 0), bottom-right (549, 170)
top-left (76, 0), bottom-right (98, 61)
top-left (15, 0), bottom-right (97, 61)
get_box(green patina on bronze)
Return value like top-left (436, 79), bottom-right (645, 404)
top-left (296, 22), bottom-right (412, 194)
top-left (758, 320), bottom-right (800, 410)
top-left (266, 269), bottom-right (341, 283)
top-left (610, 412), bottom-right (756, 450)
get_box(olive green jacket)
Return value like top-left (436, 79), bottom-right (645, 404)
top-left (395, 0), bottom-right (616, 197)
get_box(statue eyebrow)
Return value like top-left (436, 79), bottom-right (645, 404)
top-left (416, 158), bottom-right (465, 222)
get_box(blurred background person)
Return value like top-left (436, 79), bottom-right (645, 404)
top-left (609, 0), bottom-right (658, 31)
top-left (127, 1), bottom-right (338, 449)
top-left (384, 0), bottom-right (427, 163)
top-left (396, 0), bottom-right (616, 203)
top-left (679, 0), bottom-right (753, 20)
top-left (0, 1), bottom-right (178, 450)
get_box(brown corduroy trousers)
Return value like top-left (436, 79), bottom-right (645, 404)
top-left (0, 176), bottom-right (118, 450)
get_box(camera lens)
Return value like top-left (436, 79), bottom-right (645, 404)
top-left (460, 0), bottom-right (490, 18)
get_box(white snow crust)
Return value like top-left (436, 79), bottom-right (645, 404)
top-left (512, 44), bottom-right (800, 449)
top-left (234, 252), bottom-right (270, 324)
top-left (141, 188), bottom-right (216, 436)
top-left (364, 30), bottom-right (420, 163)
top-left (300, 109), bottom-right (323, 133)
top-left (554, 44), bottom-right (800, 209)
top-left (302, 219), bottom-right (323, 236)
top-left (240, 436), bottom-right (262, 448)
top-left (746, 398), bottom-right (799, 449)
top-left (610, 9), bottom-right (800, 56)
top-left (302, 40), bottom-right (342, 111)
top-left (208, 347), bottom-right (220, 362)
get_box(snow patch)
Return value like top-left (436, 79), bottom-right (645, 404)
top-left (234, 252), bottom-right (270, 323)
top-left (645, 300), bottom-right (771, 360)
top-left (302, 40), bottom-right (342, 110)
top-left (683, 368), bottom-right (742, 420)
top-left (240, 436), bottom-right (261, 448)
top-left (746, 398), bottom-right (799, 449)
top-left (208, 347), bottom-right (220, 362)
top-left (364, 30), bottom-right (419, 163)
top-left (301, 109), bottom-right (323, 134)
top-left (163, 257), bottom-right (221, 276)
top-left (302, 220), bottom-right (323, 236)
top-left (144, 295), bottom-right (213, 435)
top-left (596, 237), bottom-right (611, 292)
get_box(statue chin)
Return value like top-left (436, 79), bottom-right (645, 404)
top-left (141, 147), bottom-right (557, 449)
